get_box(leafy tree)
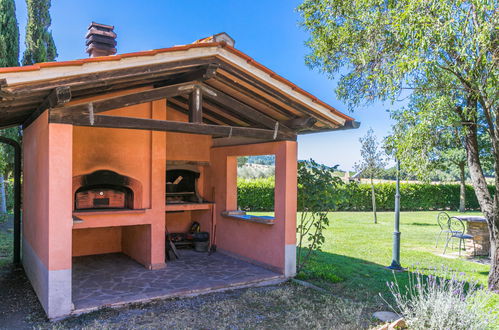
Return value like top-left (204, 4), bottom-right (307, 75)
top-left (388, 94), bottom-right (473, 212)
top-left (296, 159), bottom-right (344, 272)
top-left (355, 128), bottom-right (386, 223)
top-left (22, 0), bottom-right (57, 65)
top-left (298, 0), bottom-right (499, 290)
top-left (0, 0), bottom-right (20, 213)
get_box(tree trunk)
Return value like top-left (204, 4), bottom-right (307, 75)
top-left (371, 177), bottom-right (377, 224)
top-left (0, 175), bottom-right (7, 214)
top-left (459, 162), bottom-right (466, 213)
top-left (489, 223), bottom-right (499, 291)
top-left (463, 116), bottom-right (499, 291)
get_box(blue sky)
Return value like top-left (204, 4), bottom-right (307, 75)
top-left (14, 0), bottom-right (398, 170)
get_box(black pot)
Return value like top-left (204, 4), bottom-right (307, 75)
top-left (192, 232), bottom-right (209, 242)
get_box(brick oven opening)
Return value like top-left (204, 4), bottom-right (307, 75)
top-left (166, 167), bottom-right (205, 204)
top-left (73, 170), bottom-right (142, 210)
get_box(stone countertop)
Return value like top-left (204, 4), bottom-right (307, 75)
top-left (454, 216), bottom-right (487, 223)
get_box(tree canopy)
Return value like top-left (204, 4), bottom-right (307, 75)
top-left (22, 0), bottom-right (57, 65)
top-left (0, 0), bottom-right (19, 67)
top-left (298, 0), bottom-right (499, 289)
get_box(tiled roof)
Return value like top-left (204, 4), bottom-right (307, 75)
top-left (0, 41), bottom-right (353, 121)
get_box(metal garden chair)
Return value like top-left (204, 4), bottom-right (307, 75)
top-left (435, 212), bottom-right (451, 248)
top-left (443, 216), bottom-right (476, 256)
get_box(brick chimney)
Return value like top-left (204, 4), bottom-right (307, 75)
top-left (85, 22), bottom-right (117, 57)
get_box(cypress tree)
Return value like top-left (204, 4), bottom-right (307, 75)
top-left (0, 0), bottom-right (19, 67)
top-left (0, 0), bottom-right (20, 213)
top-left (22, 0), bottom-right (57, 65)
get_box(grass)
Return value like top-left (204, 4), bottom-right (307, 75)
top-left (0, 229), bottom-right (12, 267)
top-left (0, 211), bottom-right (497, 328)
top-left (253, 211), bottom-right (497, 311)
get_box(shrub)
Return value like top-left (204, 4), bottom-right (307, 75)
top-left (237, 177), bottom-right (275, 211)
top-left (237, 180), bottom-right (495, 212)
top-left (296, 160), bottom-right (345, 272)
top-left (386, 269), bottom-right (497, 330)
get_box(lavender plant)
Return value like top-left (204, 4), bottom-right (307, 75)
top-left (386, 269), bottom-right (497, 330)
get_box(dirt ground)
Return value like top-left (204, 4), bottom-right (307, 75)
top-left (0, 214), bottom-right (376, 329)
top-left (0, 265), bottom-right (374, 329)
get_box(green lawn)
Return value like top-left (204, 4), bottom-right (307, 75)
top-left (255, 211), bottom-right (496, 311)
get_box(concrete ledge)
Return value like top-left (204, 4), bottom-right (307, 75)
top-left (71, 274), bottom-right (286, 318)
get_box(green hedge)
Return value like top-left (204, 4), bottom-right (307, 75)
top-left (237, 180), bottom-right (495, 212)
top-left (237, 177), bottom-right (275, 211)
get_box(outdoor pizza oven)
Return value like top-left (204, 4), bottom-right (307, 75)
top-left (73, 170), bottom-right (142, 210)
top-left (166, 166), bottom-right (204, 204)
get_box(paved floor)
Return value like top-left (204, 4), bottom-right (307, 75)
top-left (72, 250), bottom-right (282, 311)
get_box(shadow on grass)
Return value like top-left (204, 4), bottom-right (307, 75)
top-left (298, 249), bottom-right (488, 310)
top-left (409, 222), bottom-right (438, 227)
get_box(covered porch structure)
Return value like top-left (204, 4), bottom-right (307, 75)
top-left (0, 35), bottom-right (357, 319)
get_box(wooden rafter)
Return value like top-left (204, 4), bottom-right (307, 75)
top-left (166, 100), bottom-right (220, 126)
top-left (215, 61), bottom-right (342, 126)
top-left (23, 86), bottom-right (72, 128)
top-left (207, 76), bottom-right (293, 121)
top-left (49, 113), bottom-right (297, 141)
top-left (168, 98), bottom-right (239, 127)
top-left (50, 81), bottom-right (197, 123)
top-left (189, 85), bottom-right (203, 123)
top-left (6, 58), bottom-right (217, 95)
top-left (200, 83), bottom-right (294, 135)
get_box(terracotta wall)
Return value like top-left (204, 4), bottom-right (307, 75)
top-left (23, 111), bottom-right (73, 317)
top-left (208, 141), bottom-right (297, 274)
top-left (165, 107), bottom-right (213, 235)
top-left (72, 227), bottom-right (122, 256)
top-left (71, 92), bottom-right (166, 269)
top-left (23, 111), bottom-right (74, 271)
top-left (72, 104), bottom-right (153, 209)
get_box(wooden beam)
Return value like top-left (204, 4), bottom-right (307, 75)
top-left (0, 79), bottom-right (12, 100)
top-left (50, 81), bottom-right (197, 122)
top-left (7, 57), bottom-right (217, 95)
top-left (166, 100), bottom-right (220, 126)
top-left (284, 116), bottom-right (317, 131)
top-left (153, 64), bottom-right (218, 88)
top-left (200, 83), bottom-right (294, 135)
top-left (189, 85), bottom-right (203, 123)
top-left (22, 86), bottom-right (72, 129)
top-left (168, 98), bottom-right (237, 126)
top-left (216, 62), bottom-right (342, 126)
top-left (49, 113), bottom-right (296, 140)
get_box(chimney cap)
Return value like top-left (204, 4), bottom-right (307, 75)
top-left (88, 22), bottom-right (115, 31)
top-left (212, 33), bottom-right (235, 47)
top-left (86, 22), bottom-right (117, 57)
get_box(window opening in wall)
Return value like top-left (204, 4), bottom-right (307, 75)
top-left (237, 155), bottom-right (275, 218)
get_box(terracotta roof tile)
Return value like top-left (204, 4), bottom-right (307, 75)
top-left (0, 41), bottom-right (353, 121)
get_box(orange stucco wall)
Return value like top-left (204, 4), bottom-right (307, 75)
top-left (72, 227), bottom-right (122, 257)
top-left (164, 107), bottom-right (213, 237)
top-left (165, 109), bottom-right (212, 162)
top-left (71, 92), bottom-right (166, 269)
top-left (208, 141), bottom-right (297, 273)
top-left (23, 111), bottom-right (73, 271)
top-left (23, 89), bottom-right (295, 276)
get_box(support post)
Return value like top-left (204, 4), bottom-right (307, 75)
top-left (0, 135), bottom-right (21, 265)
top-left (189, 85), bottom-right (203, 123)
top-left (387, 159), bottom-right (403, 271)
